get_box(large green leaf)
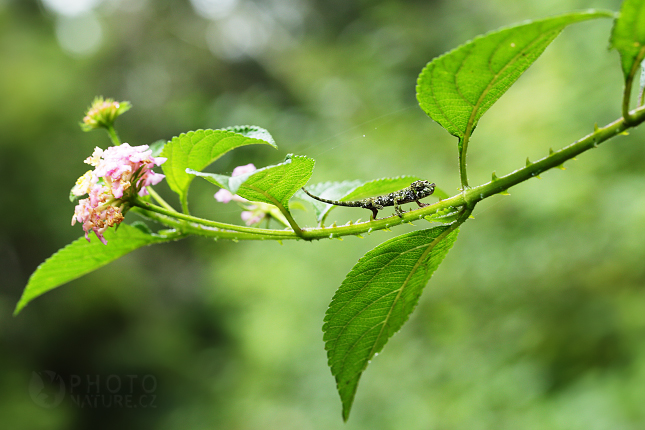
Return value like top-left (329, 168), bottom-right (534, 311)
top-left (610, 0), bottom-right (645, 82)
top-left (14, 224), bottom-right (179, 315)
top-left (416, 10), bottom-right (612, 140)
top-left (160, 128), bottom-right (277, 210)
top-left (323, 226), bottom-right (459, 420)
top-left (189, 155), bottom-right (315, 212)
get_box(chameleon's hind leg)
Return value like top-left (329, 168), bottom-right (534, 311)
top-left (416, 200), bottom-right (429, 208)
top-left (394, 197), bottom-right (405, 218)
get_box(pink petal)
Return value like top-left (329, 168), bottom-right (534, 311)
top-left (232, 163), bottom-right (256, 177)
top-left (215, 189), bottom-right (234, 203)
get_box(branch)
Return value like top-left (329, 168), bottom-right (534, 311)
top-left (132, 105), bottom-right (645, 242)
top-left (131, 199), bottom-right (298, 238)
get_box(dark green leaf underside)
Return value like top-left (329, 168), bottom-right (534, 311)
top-left (14, 224), bottom-right (175, 315)
top-left (323, 226), bottom-right (459, 420)
top-left (416, 10), bottom-right (612, 139)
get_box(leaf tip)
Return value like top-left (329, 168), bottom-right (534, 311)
top-left (13, 301), bottom-right (25, 316)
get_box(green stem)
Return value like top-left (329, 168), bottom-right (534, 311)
top-left (105, 125), bottom-right (121, 146)
top-left (130, 207), bottom-right (297, 241)
top-left (146, 187), bottom-right (175, 212)
top-left (623, 78), bottom-right (635, 124)
top-left (247, 184), bottom-right (303, 237)
top-left (463, 104), bottom-right (645, 204)
top-left (458, 136), bottom-right (470, 190)
top-left (131, 199), bottom-right (297, 237)
top-left (622, 47), bottom-right (645, 124)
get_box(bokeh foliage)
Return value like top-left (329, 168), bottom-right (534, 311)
top-left (2, 0), bottom-right (645, 429)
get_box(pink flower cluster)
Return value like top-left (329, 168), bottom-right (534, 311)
top-left (72, 143), bottom-right (166, 244)
top-left (214, 163), bottom-right (265, 225)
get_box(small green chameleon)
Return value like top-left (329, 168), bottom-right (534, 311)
top-left (302, 180), bottom-right (436, 220)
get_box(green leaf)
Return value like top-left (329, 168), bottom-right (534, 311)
top-left (148, 139), bottom-right (167, 157)
top-left (610, 0), bottom-right (645, 83)
top-left (223, 125), bottom-right (276, 147)
top-left (189, 155), bottom-right (315, 212)
top-left (416, 10), bottom-right (613, 140)
top-left (296, 180), bottom-right (364, 222)
top-left (14, 224), bottom-right (179, 315)
top-left (323, 226), bottom-right (459, 420)
top-left (160, 128), bottom-right (277, 211)
top-left (424, 206), bottom-right (461, 223)
top-left (432, 187), bottom-right (450, 200)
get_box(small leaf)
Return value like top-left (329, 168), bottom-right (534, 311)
top-left (148, 139), bottom-right (167, 157)
top-left (160, 128), bottom-right (277, 211)
top-left (223, 125), bottom-right (276, 147)
top-left (189, 155), bottom-right (315, 212)
top-left (323, 226), bottom-right (459, 420)
top-left (424, 207), bottom-right (461, 223)
top-left (610, 0), bottom-right (645, 83)
top-left (69, 188), bottom-right (81, 203)
top-left (14, 224), bottom-right (178, 315)
top-left (416, 10), bottom-right (612, 140)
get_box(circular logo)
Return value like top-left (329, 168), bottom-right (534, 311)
top-left (29, 371), bottom-right (65, 408)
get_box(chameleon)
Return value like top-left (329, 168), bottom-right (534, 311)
top-left (301, 180), bottom-right (436, 220)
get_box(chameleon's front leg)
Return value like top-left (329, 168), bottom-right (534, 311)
top-left (415, 200), bottom-right (429, 208)
top-left (369, 207), bottom-right (378, 220)
top-left (368, 202), bottom-right (384, 220)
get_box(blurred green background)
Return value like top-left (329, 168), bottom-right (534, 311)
top-left (2, 0), bottom-right (645, 428)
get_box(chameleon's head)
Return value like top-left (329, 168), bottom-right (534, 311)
top-left (410, 180), bottom-right (435, 197)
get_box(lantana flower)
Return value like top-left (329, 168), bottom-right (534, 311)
top-left (71, 143), bottom-right (166, 244)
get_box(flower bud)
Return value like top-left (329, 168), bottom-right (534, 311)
top-left (80, 97), bottom-right (132, 132)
